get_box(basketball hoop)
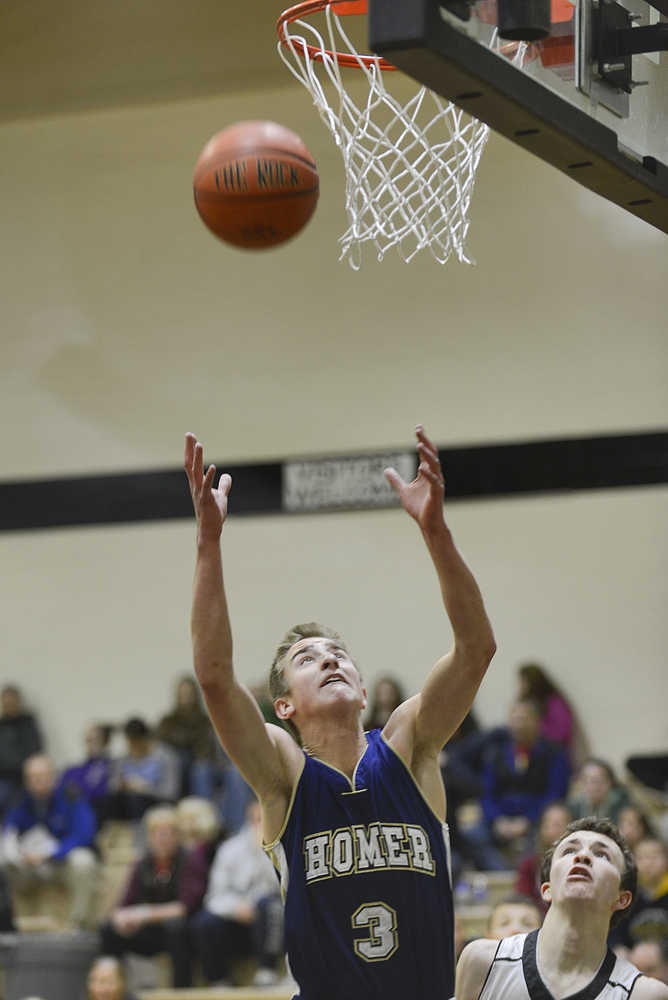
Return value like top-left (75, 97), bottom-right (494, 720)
top-left (277, 0), bottom-right (492, 268)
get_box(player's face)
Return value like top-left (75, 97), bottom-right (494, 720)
top-left (544, 830), bottom-right (629, 917)
top-left (488, 902), bottom-right (542, 940)
top-left (279, 636), bottom-right (367, 724)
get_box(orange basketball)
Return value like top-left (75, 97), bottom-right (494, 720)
top-left (193, 121), bottom-right (319, 250)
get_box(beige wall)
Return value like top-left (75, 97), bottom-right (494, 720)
top-left (0, 80), bottom-right (666, 775)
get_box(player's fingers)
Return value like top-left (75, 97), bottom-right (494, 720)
top-left (384, 467), bottom-right (404, 494)
top-left (418, 462), bottom-right (445, 488)
top-left (203, 464), bottom-right (216, 492)
top-left (416, 425), bottom-right (439, 456)
top-left (193, 442), bottom-right (204, 484)
top-left (218, 472), bottom-right (232, 495)
top-left (184, 433), bottom-right (196, 472)
top-left (417, 440), bottom-right (440, 468)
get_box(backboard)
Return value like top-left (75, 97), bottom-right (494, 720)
top-left (367, 0), bottom-right (668, 233)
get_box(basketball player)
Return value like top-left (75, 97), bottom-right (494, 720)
top-left (184, 425), bottom-right (496, 999)
top-left (455, 817), bottom-right (668, 1000)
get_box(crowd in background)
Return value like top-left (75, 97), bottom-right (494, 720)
top-left (0, 661), bottom-right (667, 993)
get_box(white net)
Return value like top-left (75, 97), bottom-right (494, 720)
top-left (278, 3), bottom-right (493, 268)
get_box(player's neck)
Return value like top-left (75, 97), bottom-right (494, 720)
top-left (302, 719), bottom-right (368, 780)
top-left (538, 907), bottom-right (609, 990)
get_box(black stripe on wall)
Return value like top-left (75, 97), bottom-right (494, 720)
top-left (0, 431), bottom-right (666, 532)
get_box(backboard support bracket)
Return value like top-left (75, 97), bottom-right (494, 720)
top-left (368, 0), bottom-right (668, 234)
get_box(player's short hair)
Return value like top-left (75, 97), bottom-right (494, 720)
top-left (269, 622), bottom-right (351, 744)
top-left (540, 816), bottom-right (637, 928)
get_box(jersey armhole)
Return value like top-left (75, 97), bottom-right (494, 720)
top-left (263, 752), bottom-right (305, 851)
top-left (477, 940), bottom-right (504, 1000)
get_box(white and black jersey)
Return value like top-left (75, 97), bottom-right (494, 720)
top-left (478, 929), bottom-right (643, 1000)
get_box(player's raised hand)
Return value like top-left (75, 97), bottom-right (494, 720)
top-left (385, 426), bottom-right (446, 535)
top-left (184, 433), bottom-right (232, 543)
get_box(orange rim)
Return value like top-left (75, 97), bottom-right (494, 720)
top-left (277, 0), bottom-right (398, 70)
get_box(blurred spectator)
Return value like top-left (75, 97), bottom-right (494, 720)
top-left (632, 838), bottom-right (668, 942)
top-left (1, 753), bottom-right (98, 927)
top-left (107, 718), bottom-right (180, 821)
top-left (189, 798), bottom-right (284, 987)
top-left (160, 677), bottom-right (254, 836)
top-left (0, 864), bottom-right (15, 931)
top-left (156, 676), bottom-right (218, 798)
top-left (515, 801), bottom-right (572, 912)
top-left (0, 684), bottom-right (42, 817)
top-left (86, 955), bottom-right (139, 1000)
top-left (567, 758), bottom-right (631, 824)
top-left (629, 939), bottom-right (668, 985)
top-left (619, 804), bottom-right (655, 852)
top-left (99, 804), bottom-right (208, 987)
top-left (58, 723), bottom-right (113, 827)
top-left (611, 836), bottom-right (668, 952)
top-left (487, 894), bottom-right (543, 940)
top-left (517, 663), bottom-right (574, 755)
top-left (364, 675), bottom-right (406, 731)
top-left (461, 698), bottom-right (570, 870)
top-left (175, 796), bottom-right (223, 868)
top-left (439, 709), bottom-right (487, 877)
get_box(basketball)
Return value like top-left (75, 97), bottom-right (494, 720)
top-left (193, 120), bottom-right (319, 250)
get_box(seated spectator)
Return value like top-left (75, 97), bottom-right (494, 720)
top-left (629, 939), bottom-right (668, 985)
top-left (487, 894), bottom-right (543, 940)
top-left (632, 838), bottom-right (668, 944)
top-left (58, 722), bottom-right (114, 827)
top-left (156, 680), bottom-right (252, 836)
top-left (460, 697), bottom-right (571, 870)
top-left (515, 801), bottom-right (572, 913)
top-left (155, 676), bottom-right (218, 798)
top-left (107, 718), bottom-right (181, 821)
top-left (99, 804), bottom-right (208, 987)
top-left (364, 675), bottom-right (406, 731)
top-left (567, 757), bottom-right (631, 824)
top-left (610, 835), bottom-right (668, 953)
top-left (175, 795), bottom-right (223, 868)
top-left (517, 662), bottom-right (575, 760)
top-left (190, 798), bottom-right (284, 987)
top-left (86, 955), bottom-right (139, 1000)
top-left (619, 805), bottom-right (656, 852)
top-left (439, 709), bottom-right (487, 876)
top-left (1, 753), bottom-right (98, 927)
top-left (0, 684), bottom-right (42, 818)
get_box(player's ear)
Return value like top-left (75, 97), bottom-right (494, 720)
top-left (540, 881), bottom-right (552, 903)
top-left (613, 889), bottom-right (633, 916)
top-left (361, 686), bottom-right (367, 710)
top-left (274, 696), bottom-right (295, 723)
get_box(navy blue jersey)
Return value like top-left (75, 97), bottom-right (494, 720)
top-left (265, 728), bottom-right (455, 1000)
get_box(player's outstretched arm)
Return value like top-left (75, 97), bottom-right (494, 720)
top-left (454, 938), bottom-right (498, 1000)
top-left (184, 434), bottom-right (296, 805)
top-left (384, 426), bottom-right (496, 757)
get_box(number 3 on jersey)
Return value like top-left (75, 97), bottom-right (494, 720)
top-left (352, 902), bottom-right (398, 961)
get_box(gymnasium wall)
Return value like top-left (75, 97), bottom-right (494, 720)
top-left (0, 81), bottom-right (665, 773)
